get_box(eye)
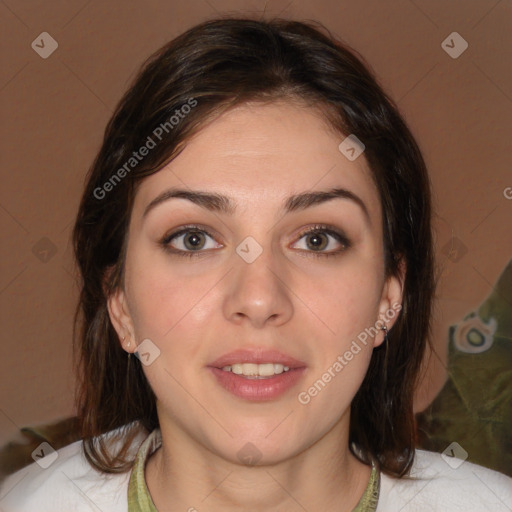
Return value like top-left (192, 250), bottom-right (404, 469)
top-left (291, 224), bottom-right (351, 257)
top-left (159, 223), bottom-right (350, 259)
top-left (160, 224), bottom-right (222, 258)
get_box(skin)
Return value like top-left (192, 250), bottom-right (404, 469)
top-left (108, 101), bottom-right (404, 512)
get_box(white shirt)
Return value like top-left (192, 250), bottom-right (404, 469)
top-left (1, 428), bottom-right (511, 511)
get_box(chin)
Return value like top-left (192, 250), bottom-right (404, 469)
top-left (212, 430), bottom-right (306, 467)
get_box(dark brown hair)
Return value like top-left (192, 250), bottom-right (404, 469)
top-left (72, 16), bottom-right (434, 477)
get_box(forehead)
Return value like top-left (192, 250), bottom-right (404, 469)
top-left (132, 101), bottom-right (381, 222)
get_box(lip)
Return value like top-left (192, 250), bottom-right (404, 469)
top-left (208, 367), bottom-right (307, 401)
top-left (208, 348), bottom-right (307, 369)
top-left (207, 348), bottom-right (307, 402)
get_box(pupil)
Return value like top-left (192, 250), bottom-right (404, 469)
top-left (308, 233), bottom-right (326, 250)
top-left (186, 231), bottom-right (203, 250)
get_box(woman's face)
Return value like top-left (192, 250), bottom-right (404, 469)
top-left (109, 101), bottom-right (403, 464)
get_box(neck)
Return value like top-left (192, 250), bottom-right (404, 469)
top-left (145, 419), bottom-right (372, 512)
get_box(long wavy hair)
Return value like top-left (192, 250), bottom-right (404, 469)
top-left (72, 16), bottom-right (434, 477)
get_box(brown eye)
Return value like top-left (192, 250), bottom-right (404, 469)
top-left (305, 232), bottom-right (329, 251)
top-left (181, 230), bottom-right (207, 250)
top-left (160, 225), bottom-right (222, 258)
top-left (292, 224), bottom-right (351, 257)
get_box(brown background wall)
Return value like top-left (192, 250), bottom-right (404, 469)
top-left (1, 0), bottom-right (511, 445)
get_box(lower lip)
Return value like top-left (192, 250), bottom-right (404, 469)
top-left (208, 367), bottom-right (306, 401)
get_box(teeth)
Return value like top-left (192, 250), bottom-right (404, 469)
top-left (221, 363), bottom-right (291, 377)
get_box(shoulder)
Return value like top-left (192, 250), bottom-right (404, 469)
top-left (378, 449), bottom-right (512, 511)
top-left (0, 424), bottom-right (148, 512)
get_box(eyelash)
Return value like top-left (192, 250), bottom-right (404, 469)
top-left (159, 223), bottom-right (351, 259)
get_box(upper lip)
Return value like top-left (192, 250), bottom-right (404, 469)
top-left (209, 348), bottom-right (307, 369)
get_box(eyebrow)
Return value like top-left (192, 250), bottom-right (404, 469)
top-left (143, 187), bottom-right (370, 223)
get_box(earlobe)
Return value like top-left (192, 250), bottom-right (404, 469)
top-left (107, 288), bottom-right (136, 353)
top-left (375, 259), bottom-right (406, 347)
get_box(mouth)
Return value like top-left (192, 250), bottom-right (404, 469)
top-left (219, 363), bottom-right (292, 379)
top-left (207, 348), bottom-right (307, 401)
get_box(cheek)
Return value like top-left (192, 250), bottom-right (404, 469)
top-left (306, 262), bottom-right (384, 345)
top-left (124, 249), bottom-right (219, 355)
top-left (296, 268), bottom-right (380, 417)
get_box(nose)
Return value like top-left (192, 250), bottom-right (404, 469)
top-left (222, 242), bottom-right (294, 329)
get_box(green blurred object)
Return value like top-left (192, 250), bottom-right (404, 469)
top-left (417, 259), bottom-right (512, 477)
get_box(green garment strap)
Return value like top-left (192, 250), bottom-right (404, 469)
top-left (128, 430), bottom-right (159, 512)
top-left (353, 460), bottom-right (380, 512)
top-left (128, 429), bottom-right (380, 512)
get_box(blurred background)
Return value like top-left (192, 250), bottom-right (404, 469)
top-left (1, 0), bottom-right (511, 475)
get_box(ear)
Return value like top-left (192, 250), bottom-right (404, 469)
top-left (374, 257), bottom-right (406, 348)
top-left (107, 285), bottom-right (137, 354)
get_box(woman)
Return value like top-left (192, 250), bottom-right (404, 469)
top-left (1, 17), bottom-right (510, 512)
